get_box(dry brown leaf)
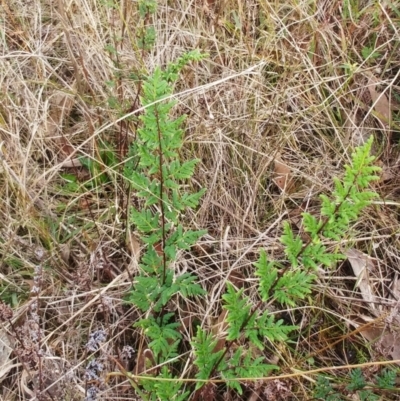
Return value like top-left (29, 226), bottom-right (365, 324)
top-left (391, 276), bottom-right (400, 300)
top-left (380, 164), bottom-right (396, 182)
top-left (227, 270), bottom-right (246, 289)
top-left (343, 109), bottom-right (370, 147)
top-left (60, 243), bottom-right (71, 264)
top-left (211, 309), bottom-right (228, 353)
top-left (0, 331), bottom-right (13, 382)
top-left (367, 76), bottom-right (392, 128)
top-left (154, 241), bottom-right (163, 257)
top-left (176, 302), bottom-right (196, 336)
top-left (46, 87), bottom-right (77, 165)
top-left (126, 232), bottom-right (141, 258)
top-left (358, 317), bottom-right (400, 362)
top-left (273, 156), bottom-right (294, 193)
top-left (194, 382), bottom-right (217, 401)
top-left (46, 90), bottom-right (75, 137)
top-left (346, 251), bottom-right (400, 364)
top-left (377, 329), bottom-right (400, 360)
top-left (346, 249), bottom-right (377, 312)
top-left (79, 197), bottom-right (95, 209)
top-left (133, 348), bottom-right (157, 375)
top-left (59, 136), bottom-right (77, 158)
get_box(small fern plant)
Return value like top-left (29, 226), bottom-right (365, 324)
top-left (137, 0), bottom-right (157, 50)
top-left (124, 50), bottom-right (208, 400)
top-left (258, 136), bottom-right (381, 306)
top-left (314, 368), bottom-right (398, 401)
top-left (192, 137), bottom-right (381, 394)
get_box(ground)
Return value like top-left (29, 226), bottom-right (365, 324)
top-left (0, 0), bottom-right (400, 400)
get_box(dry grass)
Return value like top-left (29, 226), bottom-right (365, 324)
top-left (0, 0), bottom-right (400, 399)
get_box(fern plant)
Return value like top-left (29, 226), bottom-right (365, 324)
top-left (137, 0), bottom-right (157, 50)
top-left (314, 368), bottom-right (398, 400)
top-left (257, 136), bottom-right (381, 307)
top-left (192, 137), bottom-right (381, 395)
top-left (124, 50), bottom-right (208, 400)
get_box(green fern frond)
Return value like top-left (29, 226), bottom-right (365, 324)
top-left (376, 369), bottom-right (397, 389)
top-left (221, 347), bottom-right (278, 394)
top-left (174, 273), bottom-right (206, 297)
top-left (274, 270), bottom-right (315, 306)
top-left (222, 283), bottom-right (251, 341)
top-left (124, 53), bottom-right (208, 400)
top-left (136, 314), bottom-right (181, 359)
top-left (181, 189), bottom-right (207, 208)
top-left (192, 328), bottom-right (225, 389)
top-left (347, 368), bottom-right (367, 391)
top-left (125, 275), bottom-right (160, 311)
top-left (281, 222), bottom-right (303, 267)
top-left (140, 366), bottom-right (189, 401)
top-left (302, 213), bottom-right (323, 237)
top-left (164, 50), bottom-right (208, 82)
top-left (140, 247), bottom-right (163, 273)
top-left (301, 242), bottom-right (342, 269)
top-left (130, 209), bottom-right (160, 233)
top-left (256, 313), bottom-right (297, 342)
top-left (254, 249), bottom-right (278, 301)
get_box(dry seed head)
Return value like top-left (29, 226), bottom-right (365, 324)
top-left (0, 301), bottom-right (13, 322)
top-left (86, 329), bottom-right (107, 352)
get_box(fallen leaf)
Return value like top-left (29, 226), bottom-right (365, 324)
top-left (60, 243), bottom-right (71, 264)
top-left (0, 330), bottom-right (13, 382)
top-left (273, 155), bottom-right (294, 193)
top-left (133, 348), bottom-right (157, 375)
top-left (154, 241), bottom-right (163, 257)
top-left (211, 310), bottom-right (228, 353)
top-left (380, 164), bottom-right (396, 182)
top-left (59, 157), bottom-right (82, 168)
top-left (45, 84), bottom-right (78, 164)
top-left (126, 232), bottom-right (141, 259)
top-left (346, 248), bottom-right (377, 312)
top-left (378, 328), bottom-right (400, 361)
top-left (357, 316), bottom-right (400, 362)
top-left (367, 76), bottom-right (392, 128)
top-left (227, 270), bottom-right (246, 289)
top-left (176, 302), bottom-right (196, 336)
top-left (46, 90), bottom-right (75, 138)
top-left (391, 276), bottom-right (400, 300)
top-left (79, 197), bottom-right (95, 209)
top-left (59, 137), bottom-right (76, 158)
top-left (194, 382), bottom-right (217, 401)
top-left (343, 109), bottom-right (371, 147)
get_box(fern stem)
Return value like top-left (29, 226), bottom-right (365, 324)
top-left (154, 107), bottom-right (167, 285)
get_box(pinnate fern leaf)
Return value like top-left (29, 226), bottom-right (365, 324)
top-left (274, 270), bottom-right (315, 306)
top-left (169, 159), bottom-right (200, 179)
top-left (150, 367), bottom-right (190, 401)
top-left (137, 314), bottom-right (181, 359)
top-left (222, 283), bottom-right (251, 341)
top-left (126, 275), bottom-right (158, 311)
top-left (257, 313), bottom-right (297, 342)
top-left (181, 188), bottom-right (207, 208)
top-left (254, 249), bottom-right (278, 301)
top-left (130, 208), bottom-right (159, 233)
top-left (174, 273), bottom-right (206, 297)
top-left (281, 222), bottom-right (303, 267)
top-left (192, 328), bottom-right (224, 389)
top-left (221, 347), bottom-right (278, 394)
